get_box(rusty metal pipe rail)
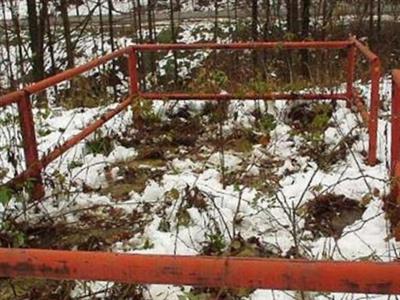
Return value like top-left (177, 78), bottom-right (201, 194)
top-left (391, 70), bottom-right (400, 225)
top-left (7, 96), bottom-right (133, 188)
top-left (0, 48), bottom-right (130, 107)
top-left (351, 89), bottom-right (370, 124)
top-left (348, 36), bottom-right (381, 166)
top-left (140, 92), bottom-right (348, 101)
top-left (350, 37), bottom-right (379, 62)
top-left (0, 38), bottom-right (381, 200)
top-left (0, 48), bottom-right (131, 106)
top-left (41, 97), bottom-right (132, 168)
top-left (394, 70), bottom-right (400, 86)
top-left (133, 40), bottom-right (352, 51)
top-left (0, 90), bottom-right (24, 107)
top-left (0, 248), bottom-right (399, 295)
top-left (392, 70), bottom-right (400, 175)
top-left (24, 47), bottom-right (131, 95)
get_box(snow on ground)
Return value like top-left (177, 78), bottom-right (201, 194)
top-left (1, 0), bottom-right (237, 20)
top-left (0, 74), bottom-right (397, 299)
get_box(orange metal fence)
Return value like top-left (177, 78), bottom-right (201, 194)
top-left (350, 37), bottom-right (381, 165)
top-left (389, 70), bottom-right (400, 238)
top-left (0, 248), bottom-right (399, 294)
top-left (0, 38), bottom-right (393, 294)
top-left (0, 38), bottom-right (381, 201)
top-left (392, 70), bottom-right (400, 175)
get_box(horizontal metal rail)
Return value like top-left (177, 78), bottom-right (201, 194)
top-left (0, 47), bottom-right (131, 107)
top-left (350, 37), bottom-right (379, 62)
top-left (7, 96), bottom-right (133, 188)
top-left (24, 47), bottom-right (131, 95)
top-left (0, 248), bottom-right (399, 294)
top-left (134, 41), bottom-right (353, 51)
top-left (140, 92), bottom-right (348, 101)
top-left (0, 90), bottom-right (24, 107)
top-left (41, 96), bottom-right (133, 168)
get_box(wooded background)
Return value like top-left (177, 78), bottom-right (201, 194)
top-left (0, 0), bottom-right (399, 93)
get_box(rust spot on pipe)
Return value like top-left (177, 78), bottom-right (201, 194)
top-left (0, 261), bottom-right (70, 277)
top-left (342, 280), bottom-right (360, 292)
top-left (367, 282), bottom-right (393, 294)
top-left (351, 89), bottom-right (369, 125)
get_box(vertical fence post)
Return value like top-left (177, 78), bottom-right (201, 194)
top-left (17, 91), bottom-right (44, 200)
top-left (346, 43), bottom-right (356, 108)
top-left (367, 58), bottom-right (380, 166)
top-left (391, 71), bottom-right (400, 223)
top-left (128, 47), bottom-right (142, 128)
top-left (392, 71), bottom-right (400, 176)
top-left (128, 48), bottom-right (139, 96)
top-left (391, 71), bottom-right (400, 240)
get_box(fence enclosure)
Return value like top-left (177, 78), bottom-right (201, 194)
top-left (0, 38), bottom-right (397, 294)
top-left (0, 38), bottom-right (381, 200)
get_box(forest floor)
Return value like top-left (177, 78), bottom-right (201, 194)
top-left (0, 76), bottom-right (396, 299)
top-left (0, 17), bottom-right (399, 300)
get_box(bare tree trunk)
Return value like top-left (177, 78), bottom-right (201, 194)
top-left (98, 0), bottom-right (105, 54)
top-left (8, 0), bottom-right (25, 87)
top-left (169, 0), bottom-right (179, 87)
top-left (251, 0), bottom-right (259, 74)
top-left (107, 0), bottom-right (115, 52)
top-left (1, 0), bottom-right (15, 88)
top-left (301, 0), bottom-right (311, 78)
top-left (321, 0), bottom-right (337, 38)
top-left (232, 0), bottom-right (239, 77)
top-left (263, 0), bottom-right (271, 40)
top-left (136, 0), bottom-right (143, 43)
top-left (27, 0), bottom-right (45, 82)
top-left (107, 0), bottom-right (117, 101)
top-left (286, 0), bottom-right (299, 35)
top-left (234, 0), bottom-right (238, 42)
top-left (147, 1), bottom-right (154, 43)
top-left (45, 3), bottom-right (58, 98)
top-left (176, 0), bottom-right (181, 24)
top-left (251, 0), bottom-right (258, 42)
top-left (214, 0), bottom-right (219, 42)
top-left (136, 0), bottom-right (145, 90)
top-left (60, 0), bottom-right (74, 69)
top-left (262, 0), bottom-right (271, 79)
top-left (131, 0), bottom-right (138, 42)
top-left (292, 0), bottom-right (299, 35)
top-left (147, 0), bottom-right (156, 77)
top-left (294, 0), bottom-right (300, 34)
top-left (377, 0), bottom-right (382, 38)
top-left (277, 0), bottom-right (283, 30)
top-left (226, 0), bottom-right (231, 36)
top-left (301, 0), bottom-right (311, 37)
top-left (369, 0), bottom-right (374, 37)
top-left (286, 0), bottom-right (291, 32)
top-left (285, 0), bottom-right (298, 83)
top-left (213, 0), bottom-right (219, 69)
